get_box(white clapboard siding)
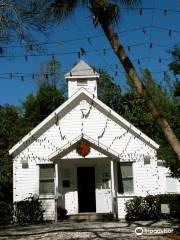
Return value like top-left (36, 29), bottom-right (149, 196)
top-left (117, 197), bottom-right (134, 219)
top-left (41, 199), bottom-right (55, 220)
top-left (13, 90), bottom-right (161, 220)
top-left (13, 160), bottom-right (38, 202)
top-left (68, 79), bottom-right (97, 98)
top-left (133, 162), bottom-right (158, 195)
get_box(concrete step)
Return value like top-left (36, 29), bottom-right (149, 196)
top-left (67, 213), bottom-right (114, 221)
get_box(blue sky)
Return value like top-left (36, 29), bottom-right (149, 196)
top-left (0, 0), bottom-right (180, 106)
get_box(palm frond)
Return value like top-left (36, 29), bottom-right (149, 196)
top-left (89, 0), bottom-right (141, 27)
top-left (110, 0), bottom-right (141, 8)
top-left (45, 0), bottom-right (79, 22)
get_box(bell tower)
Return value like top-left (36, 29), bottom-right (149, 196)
top-left (65, 60), bottom-right (99, 98)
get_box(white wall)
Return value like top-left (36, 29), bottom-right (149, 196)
top-left (13, 96), bottom-right (165, 220)
top-left (68, 79), bottom-right (97, 98)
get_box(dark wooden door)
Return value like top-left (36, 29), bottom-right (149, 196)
top-left (77, 167), bottom-right (96, 212)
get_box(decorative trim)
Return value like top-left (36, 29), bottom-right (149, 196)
top-left (76, 139), bottom-right (90, 157)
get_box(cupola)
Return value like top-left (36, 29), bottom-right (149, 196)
top-left (65, 60), bottom-right (99, 98)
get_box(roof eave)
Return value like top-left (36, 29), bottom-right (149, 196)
top-left (9, 88), bottom-right (87, 156)
top-left (65, 74), bottom-right (99, 79)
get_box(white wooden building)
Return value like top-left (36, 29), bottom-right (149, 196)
top-left (9, 60), bottom-right (180, 221)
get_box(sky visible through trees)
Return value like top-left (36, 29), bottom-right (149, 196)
top-left (0, 0), bottom-right (180, 105)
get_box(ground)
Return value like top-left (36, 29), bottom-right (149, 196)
top-left (0, 221), bottom-right (179, 240)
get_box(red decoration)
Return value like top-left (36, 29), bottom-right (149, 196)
top-left (76, 140), bottom-right (90, 157)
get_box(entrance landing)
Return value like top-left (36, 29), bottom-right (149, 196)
top-left (67, 213), bottom-right (114, 221)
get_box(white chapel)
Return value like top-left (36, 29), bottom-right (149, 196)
top-left (9, 60), bottom-right (180, 220)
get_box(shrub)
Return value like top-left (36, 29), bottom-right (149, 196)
top-left (57, 206), bottom-right (68, 219)
top-left (125, 194), bottom-right (180, 221)
top-left (156, 194), bottom-right (180, 219)
top-left (125, 196), bottom-right (161, 221)
top-left (0, 201), bottom-right (13, 225)
top-left (14, 194), bottom-right (44, 225)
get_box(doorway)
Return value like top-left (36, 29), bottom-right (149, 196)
top-left (77, 167), bottom-right (96, 212)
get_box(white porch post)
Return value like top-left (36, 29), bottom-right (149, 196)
top-left (111, 159), bottom-right (118, 220)
top-left (54, 163), bottom-right (58, 222)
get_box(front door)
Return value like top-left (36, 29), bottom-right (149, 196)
top-left (77, 167), bottom-right (96, 212)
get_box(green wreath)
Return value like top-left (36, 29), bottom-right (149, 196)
top-left (76, 140), bottom-right (90, 157)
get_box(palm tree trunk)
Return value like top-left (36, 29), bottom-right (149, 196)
top-left (100, 22), bottom-right (180, 160)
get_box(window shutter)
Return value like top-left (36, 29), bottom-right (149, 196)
top-left (117, 162), bottom-right (124, 194)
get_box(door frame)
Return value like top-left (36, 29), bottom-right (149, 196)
top-left (77, 166), bottom-right (96, 213)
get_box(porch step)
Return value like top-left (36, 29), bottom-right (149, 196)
top-left (67, 213), bottom-right (114, 221)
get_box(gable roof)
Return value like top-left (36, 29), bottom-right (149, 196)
top-left (65, 60), bottom-right (99, 78)
top-left (49, 134), bottom-right (120, 161)
top-left (9, 88), bottom-right (159, 156)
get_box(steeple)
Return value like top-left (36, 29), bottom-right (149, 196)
top-left (65, 60), bottom-right (99, 98)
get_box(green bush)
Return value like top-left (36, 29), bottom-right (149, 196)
top-left (125, 194), bottom-right (180, 221)
top-left (125, 195), bottom-right (161, 221)
top-left (0, 201), bottom-right (13, 225)
top-left (156, 194), bottom-right (180, 219)
top-left (14, 194), bottom-right (44, 225)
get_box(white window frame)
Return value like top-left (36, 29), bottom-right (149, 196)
top-left (117, 162), bottom-right (134, 194)
top-left (39, 164), bottom-right (54, 197)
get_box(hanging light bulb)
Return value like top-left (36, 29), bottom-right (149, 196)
top-left (80, 47), bottom-right (86, 55)
top-left (87, 37), bottom-right (91, 44)
top-left (142, 28), bottom-right (146, 34)
top-left (139, 8), bottom-right (143, 16)
top-left (52, 54), bottom-right (55, 61)
top-left (168, 30), bottom-right (172, 37)
top-left (163, 9), bottom-right (168, 16)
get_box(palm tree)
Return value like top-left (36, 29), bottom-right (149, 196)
top-left (43, 0), bottom-right (180, 160)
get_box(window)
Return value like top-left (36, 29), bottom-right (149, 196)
top-left (144, 155), bottom-right (151, 165)
top-left (166, 176), bottom-right (177, 193)
top-left (39, 164), bottom-right (54, 195)
top-left (62, 169), bottom-right (71, 188)
top-left (117, 162), bottom-right (133, 194)
top-left (77, 79), bottom-right (87, 86)
top-left (157, 160), bottom-right (164, 167)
